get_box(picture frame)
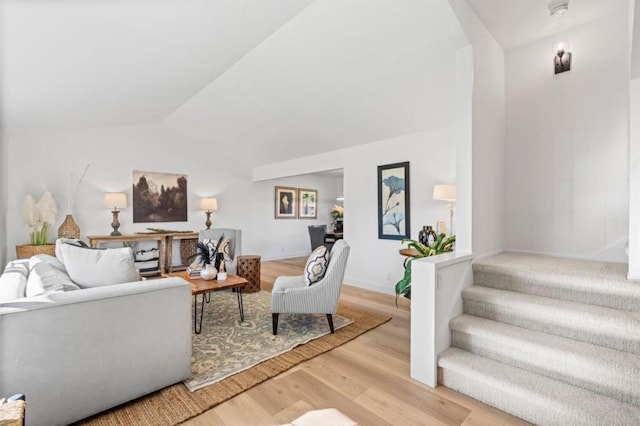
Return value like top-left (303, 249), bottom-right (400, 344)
top-left (298, 188), bottom-right (318, 219)
top-left (377, 161), bottom-right (410, 240)
top-left (275, 186), bottom-right (297, 219)
top-left (132, 170), bottom-right (188, 223)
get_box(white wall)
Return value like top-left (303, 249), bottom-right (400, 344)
top-left (254, 128), bottom-right (456, 294)
top-left (0, 131), bottom-right (6, 268)
top-left (630, 79), bottom-right (640, 278)
top-left (449, 0), bottom-right (506, 257)
top-left (4, 123), bottom-right (339, 262)
top-left (505, 11), bottom-right (629, 262)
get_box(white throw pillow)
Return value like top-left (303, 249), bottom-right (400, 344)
top-left (0, 260), bottom-right (29, 302)
top-left (59, 243), bottom-right (136, 288)
top-left (304, 246), bottom-right (329, 285)
top-left (26, 255), bottom-right (80, 297)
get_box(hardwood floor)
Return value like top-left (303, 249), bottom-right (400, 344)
top-left (182, 257), bottom-right (529, 426)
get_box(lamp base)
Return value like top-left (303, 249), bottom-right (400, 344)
top-left (205, 211), bottom-right (212, 230)
top-left (111, 209), bottom-right (121, 236)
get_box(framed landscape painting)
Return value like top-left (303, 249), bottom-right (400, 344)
top-left (275, 186), bottom-right (297, 219)
top-left (377, 161), bottom-right (410, 240)
top-left (132, 171), bottom-right (188, 223)
top-left (298, 188), bottom-right (318, 219)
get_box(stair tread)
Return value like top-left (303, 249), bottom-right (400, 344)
top-left (473, 252), bottom-right (639, 312)
top-left (438, 348), bottom-right (640, 425)
top-left (463, 285), bottom-right (640, 327)
top-left (451, 314), bottom-right (640, 367)
top-left (451, 314), bottom-right (640, 404)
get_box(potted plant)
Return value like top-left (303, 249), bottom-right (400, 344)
top-left (395, 233), bottom-right (455, 303)
top-left (330, 205), bottom-right (344, 232)
top-left (17, 192), bottom-right (58, 258)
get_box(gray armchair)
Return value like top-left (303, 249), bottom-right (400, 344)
top-left (271, 240), bottom-right (350, 335)
top-left (199, 228), bottom-right (242, 275)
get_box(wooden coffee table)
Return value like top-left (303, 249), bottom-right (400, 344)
top-left (163, 271), bottom-right (249, 334)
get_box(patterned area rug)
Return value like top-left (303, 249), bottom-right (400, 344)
top-left (79, 294), bottom-right (390, 426)
top-left (186, 290), bottom-right (352, 391)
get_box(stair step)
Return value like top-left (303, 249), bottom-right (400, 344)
top-left (450, 314), bottom-right (640, 406)
top-left (462, 286), bottom-right (640, 354)
top-left (473, 252), bottom-right (639, 312)
top-left (438, 348), bottom-right (640, 426)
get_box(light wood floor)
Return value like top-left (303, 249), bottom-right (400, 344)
top-left (182, 257), bottom-right (529, 426)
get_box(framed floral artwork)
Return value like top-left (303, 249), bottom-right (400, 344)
top-left (275, 186), bottom-right (297, 219)
top-left (298, 188), bottom-right (318, 219)
top-left (377, 162), bottom-right (410, 240)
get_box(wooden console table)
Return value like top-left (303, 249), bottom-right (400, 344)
top-left (87, 234), bottom-right (168, 276)
top-left (87, 232), bottom-right (201, 275)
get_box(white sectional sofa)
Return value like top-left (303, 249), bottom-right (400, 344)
top-left (0, 243), bottom-right (192, 426)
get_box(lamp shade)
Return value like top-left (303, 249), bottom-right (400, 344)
top-left (104, 192), bottom-right (127, 209)
top-left (201, 197), bottom-right (218, 211)
top-left (433, 184), bottom-right (456, 201)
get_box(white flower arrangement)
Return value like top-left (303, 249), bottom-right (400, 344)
top-left (22, 192), bottom-right (57, 245)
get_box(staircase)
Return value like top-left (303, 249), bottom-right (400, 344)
top-left (437, 252), bottom-right (640, 425)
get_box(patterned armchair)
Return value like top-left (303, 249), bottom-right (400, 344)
top-left (199, 228), bottom-right (242, 275)
top-left (271, 240), bottom-right (350, 335)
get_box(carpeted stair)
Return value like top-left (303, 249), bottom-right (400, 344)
top-left (438, 252), bottom-right (640, 425)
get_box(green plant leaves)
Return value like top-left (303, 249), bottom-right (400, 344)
top-left (395, 233), bottom-right (456, 303)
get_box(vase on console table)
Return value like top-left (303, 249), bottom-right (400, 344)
top-left (58, 214), bottom-right (80, 239)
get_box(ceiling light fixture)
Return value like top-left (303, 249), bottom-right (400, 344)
top-left (548, 0), bottom-right (569, 17)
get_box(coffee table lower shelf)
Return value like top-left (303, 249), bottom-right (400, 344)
top-left (162, 271), bottom-right (249, 334)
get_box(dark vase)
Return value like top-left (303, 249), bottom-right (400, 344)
top-left (334, 219), bottom-right (343, 233)
top-left (419, 225), bottom-right (437, 246)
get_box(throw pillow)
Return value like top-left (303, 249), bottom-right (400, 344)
top-left (59, 243), bottom-right (136, 288)
top-left (27, 254), bottom-right (80, 296)
top-left (0, 260), bottom-right (29, 302)
top-left (304, 246), bottom-right (329, 285)
top-left (55, 238), bottom-right (88, 264)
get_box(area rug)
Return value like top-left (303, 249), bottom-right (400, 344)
top-left (79, 294), bottom-right (390, 426)
top-left (187, 290), bottom-right (352, 391)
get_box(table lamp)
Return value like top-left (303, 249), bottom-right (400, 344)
top-left (201, 198), bottom-right (218, 230)
top-left (433, 184), bottom-right (456, 236)
top-left (104, 192), bottom-right (127, 236)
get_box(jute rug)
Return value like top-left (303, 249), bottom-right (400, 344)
top-left (79, 292), bottom-right (390, 425)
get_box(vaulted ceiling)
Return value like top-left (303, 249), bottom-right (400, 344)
top-left (2, 0), bottom-right (628, 168)
top-left (1, 0), bottom-right (467, 167)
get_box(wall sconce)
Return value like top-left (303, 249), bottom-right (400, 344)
top-left (200, 197), bottom-right (218, 230)
top-left (433, 184), bottom-right (456, 236)
top-left (104, 192), bottom-right (127, 236)
top-left (554, 42), bottom-right (572, 74)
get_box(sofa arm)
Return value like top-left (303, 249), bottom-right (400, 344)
top-left (0, 278), bottom-right (192, 426)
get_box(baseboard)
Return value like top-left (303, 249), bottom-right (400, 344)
top-left (260, 252), bottom-right (310, 262)
top-left (471, 250), bottom-right (504, 262)
top-left (344, 276), bottom-right (395, 296)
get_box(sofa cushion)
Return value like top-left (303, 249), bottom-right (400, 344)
top-left (303, 246), bottom-right (329, 285)
top-left (55, 238), bottom-right (89, 263)
top-left (59, 243), bottom-right (137, 288)
top-left (26, 255), bottom-right (80, 297)
top-left (0, 260), bottom-right (29, 302)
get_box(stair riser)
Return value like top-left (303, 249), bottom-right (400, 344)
top-left (451, 330), bottom-right (640, 406)
top-left (473, 270), bottom-right (640, 313)
top-left (438, 366), bottom-right (638, 426)
top-left (462, 299), bottom-right (640, 355)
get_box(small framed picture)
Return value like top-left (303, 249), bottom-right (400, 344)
top-left (298, 188), bottom-right (318, 219)
top-left (275, 186), bottom-right (297, 219)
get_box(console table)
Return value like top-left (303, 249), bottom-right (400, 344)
top-left (87, 234), bottom-right (169, 276)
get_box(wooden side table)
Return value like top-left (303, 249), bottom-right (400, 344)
top-left (236, 255), bottom-right (261, 293)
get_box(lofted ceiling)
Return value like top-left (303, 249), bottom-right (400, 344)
top-left (1, 0), bottom-right (633, 167)
top-left (1, 0), bottom-right (467, 167)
